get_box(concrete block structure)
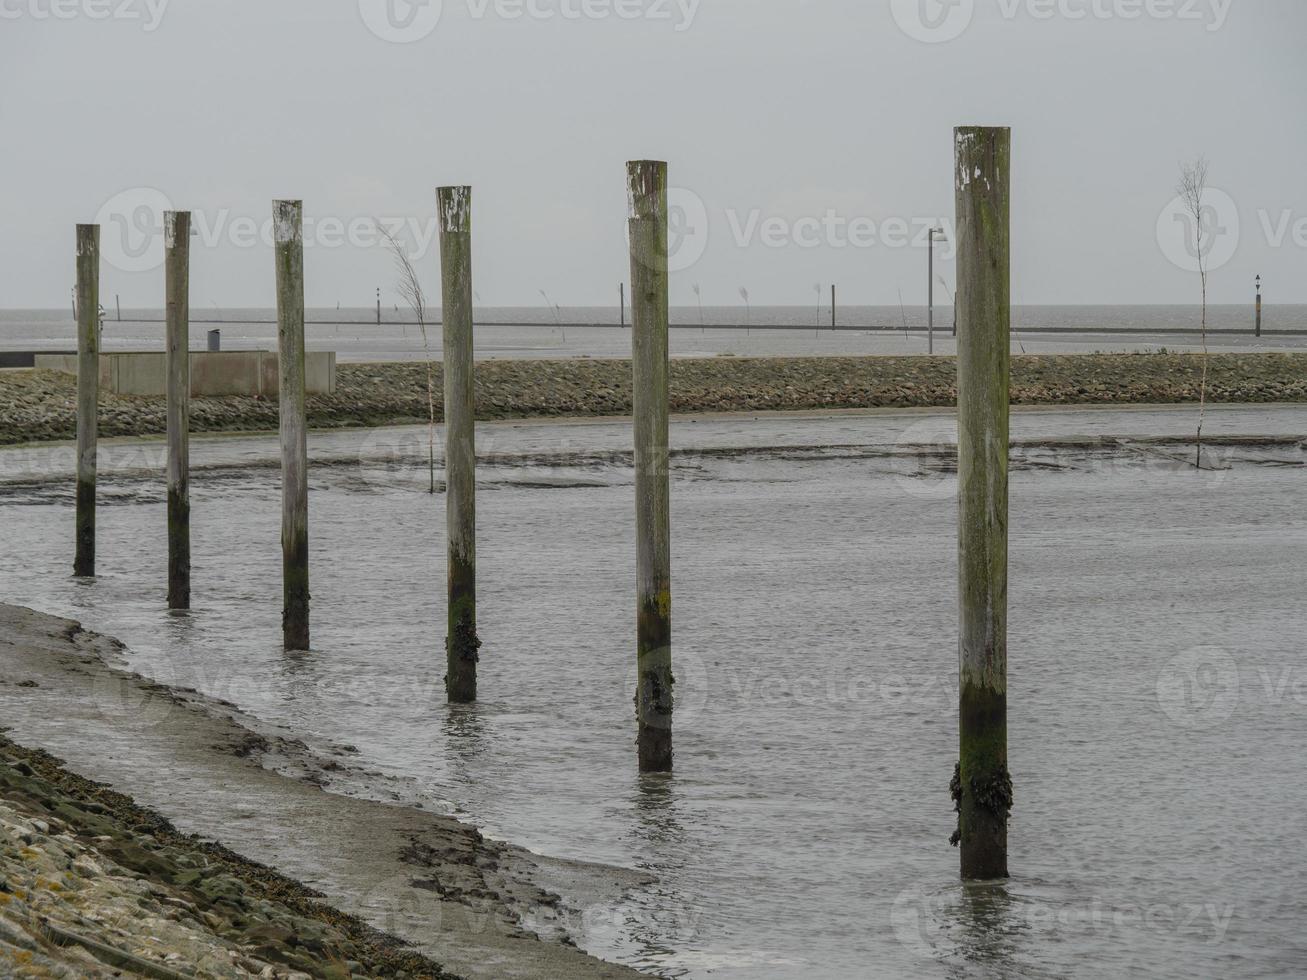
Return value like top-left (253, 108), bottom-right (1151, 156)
top-left (34, 351), bottom-right (336, 397)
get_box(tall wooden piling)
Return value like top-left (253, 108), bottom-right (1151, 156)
top-left (165, 211), bottom-right (191, 609)
top-left (438, 186), bottom-right (480, 703)
top-left (273, 200), bottom-right (309, 650)
top-left (627, 160), bottom-right (673, 773)
top-left (74, 224), bottom-right (99, 578)
top-left (953, 126), bottom-right (1011, 879)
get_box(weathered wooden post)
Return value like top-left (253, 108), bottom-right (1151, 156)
top-left (628, 160), bottom-right (673, 773)
top-left (274, 200), bottom-right (310, 650)
top-left (952, 126), bottom-right (1011, 879)
top-left (438, 186), bottom-right (480, 703)
top-left (74, 224), bottom-right (99, 578)
top-left (164, 211), bottom-right (191, 609)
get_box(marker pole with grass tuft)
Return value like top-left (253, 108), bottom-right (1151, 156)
top-left (165, 211), bottom-right (191, 609)
top-left (438, 185), bottom-right (480, 703)
top-left (274, 200), bottom-right (310, 651)
top-left (74, 225), bottom-right (99, 578)
top-left (628, 160), bottom-right (673, 773)
top-left (953, 126), bottom-right (1012, 880)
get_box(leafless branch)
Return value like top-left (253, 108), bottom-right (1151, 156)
top-left (377, 220), bottom-right (438, 493)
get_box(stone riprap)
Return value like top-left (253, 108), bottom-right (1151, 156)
top-left (0, 353), bottom-right (1303, 446)
top-left (0, 737), bottom-right (456, 978)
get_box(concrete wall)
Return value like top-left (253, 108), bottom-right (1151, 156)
top-left (0, 351), bottom-right (76, 368)
top-left (193, 352), bottom-right (265, 396)
top-left (34, 351), bottom-right (336, 397)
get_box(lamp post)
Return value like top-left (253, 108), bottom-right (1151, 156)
top-left (1255, 274), bottom-right (1262, 338)
top-left (928, 227), bottom-right (946, 354)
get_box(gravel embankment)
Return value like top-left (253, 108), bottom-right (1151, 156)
top-left (1, 353), bottom-right (1304, 445)
top-left (0, 737), bottom-right (456, 978)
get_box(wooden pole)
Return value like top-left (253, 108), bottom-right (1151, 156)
top-left (628, 160), bottom-right (673, 773)
top-left (831, 283), bottom-right (836, 329)
top-left (620, 282), bottom-right (625, 327)
top-left (438, 186), bottom-right (480, 703)
top-left (74, 224), bottom-right (99, 578)
top-left (929, 231), bottom-right (935, 355)
top-left (274, 200), bottom-right (310, 650)
top-left (953, 126), bottom-right (1011, 879)
top-left (165, 211), bottom-right (191, 609)
top-left (1255, 276), bottom-right (1262, 338)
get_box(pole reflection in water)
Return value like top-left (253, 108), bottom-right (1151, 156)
top-left (954, 881), bottom-right (1027, 969)
top-left (442, 703), bottom-right (490, 795)
top-left (621, 776), bottom-right (696, 975)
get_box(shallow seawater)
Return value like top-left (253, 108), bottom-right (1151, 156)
top-left (0, 408), bottom-right (1304, 979)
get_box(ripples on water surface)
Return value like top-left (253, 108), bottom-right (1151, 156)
top-left (0, 409), bottom-right (1304, 979)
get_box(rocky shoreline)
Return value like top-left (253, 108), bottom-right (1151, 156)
top-left (0, 605), bottom-right (649, 979)
top-left (1, 352), bottom-right (1303, 445)
top-left (0, 736), bottom-right (456, 978)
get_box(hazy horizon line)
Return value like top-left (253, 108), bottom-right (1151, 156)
top-left (1, 302), bottom-right (1291, 313)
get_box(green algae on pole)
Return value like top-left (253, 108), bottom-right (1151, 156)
top-left (627, 160), bottom-right (673, 773)
top-left (274, 201), bottom-right (310, 651)
top-left (164, 211), bottom-right (191, 610)
top-left (438, 185), bottom-right (480, 703)
top-left (74, 224), bottom-right (99, 578)
top-left (953, 126), bottom-right (1012, 879)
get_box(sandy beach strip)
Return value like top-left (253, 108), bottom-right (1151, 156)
top-left (0, 603), bottom-right (650, 979)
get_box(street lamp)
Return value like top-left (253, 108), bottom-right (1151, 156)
top-left (928, 227), bottom-right (946, 354)
top-left (1255, 274), bottom-right (1262, 338)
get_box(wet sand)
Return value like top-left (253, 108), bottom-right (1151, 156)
top-left (0, 603), bottom-right (650, 979)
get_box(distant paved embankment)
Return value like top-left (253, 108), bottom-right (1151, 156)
top-left (2, 353), bottom-right (1304, 445)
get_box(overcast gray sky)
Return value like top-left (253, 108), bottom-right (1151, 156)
top-left (3, 0), bottom-right (1305, 309)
